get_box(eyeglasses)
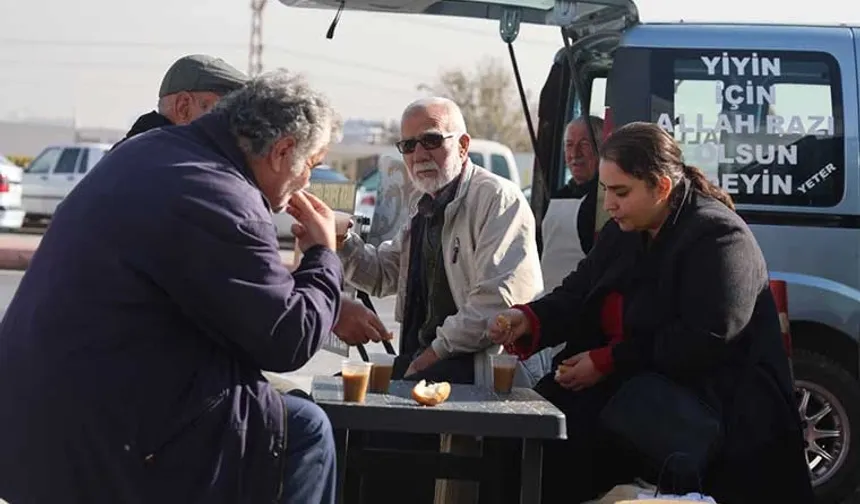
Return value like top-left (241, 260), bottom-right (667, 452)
top-left (395, 132), bottom-right (456, 154)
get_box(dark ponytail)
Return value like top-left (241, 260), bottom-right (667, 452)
top-left (682, 163), bottom-right (735, 210)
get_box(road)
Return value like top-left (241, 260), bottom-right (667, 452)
top-left (0, 268), bottom-right (400, 391)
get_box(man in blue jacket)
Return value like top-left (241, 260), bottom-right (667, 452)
top-left (0, 70), bottom-right (344, 503)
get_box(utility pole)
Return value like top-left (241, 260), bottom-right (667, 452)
top-left (249, 0), bottom-right (268, 77)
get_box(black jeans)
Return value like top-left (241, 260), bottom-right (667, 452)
top-left (533, 373), bottom-right (639, 504)
top-left (705, 430), bottom-right (814, 504)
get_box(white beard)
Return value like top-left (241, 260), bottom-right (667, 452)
top-left (408, 152), bottom-right (461, 194)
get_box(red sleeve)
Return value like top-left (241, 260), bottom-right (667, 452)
top-left (589, 346), bottom-right (615, 374)
top-left (504, 304), bottom-right (541, 360)
top-left (587, 292), bottom-right (624, 374)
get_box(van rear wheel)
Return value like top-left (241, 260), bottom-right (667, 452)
top-left (792, 350), bottom-right (860, 503)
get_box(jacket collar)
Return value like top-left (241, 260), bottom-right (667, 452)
top-left (666, 176), bottom-right (694, 229)
top-left (564, 175), bottom-right (598, 199)
top-left (110, 111), bottom-right (174, 152)
top-left (126, 111), bottom-right (173, 138)
top-left (644, 177), bottom-right (693, 249)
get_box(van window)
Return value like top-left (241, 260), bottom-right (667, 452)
top-left (468, 152), bottom-right (485, 168)
top-left (590, 77), bottom-right (607, 119)
top-left (647, 49), bottom-right (844, 207)
top-left (53, 148), bottom-right (81, 175)
top-left (491, 154), bottom-right (511, 180)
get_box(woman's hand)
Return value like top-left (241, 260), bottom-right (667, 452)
top-left (487, 309), bottom-right (530, 346)
top-left (555, 352), bottom-right (604, 391)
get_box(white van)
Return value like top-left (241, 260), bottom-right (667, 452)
top-left (466, 138), bottom-right (521, 188)
top-left (278, 0), bottom-right (860, 500)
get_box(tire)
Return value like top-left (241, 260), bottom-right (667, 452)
top-left (792, 350), bottom-right (860, 503)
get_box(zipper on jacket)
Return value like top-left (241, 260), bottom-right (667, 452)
top-left (142, 390), bottom-right (229, 464)
top-left (273, 397), bottom-right (289, 503)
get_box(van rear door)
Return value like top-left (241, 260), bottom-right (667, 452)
top-left (277, 0), bottom-right (638, 38)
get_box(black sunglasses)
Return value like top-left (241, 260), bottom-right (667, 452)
top-left (395, 132), bottom-right (455, 154)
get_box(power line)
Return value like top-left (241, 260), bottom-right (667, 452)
top-left (0, 38), bottom-right (433, 81)
top-left (0, 61), bottom-right (417, 97)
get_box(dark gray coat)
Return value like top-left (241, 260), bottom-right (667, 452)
top-left (0, 112), bottom-right (342, 503)
top-left (520, 182), bottom-right (811, 502)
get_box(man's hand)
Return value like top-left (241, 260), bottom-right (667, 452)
top-left (286, 190), bottom-right (336, 252)
top-left (404, 347), bottom-right (439, 377)
top-left (333, 298), bottom-right (392, 346)
top-left (554, 351), bottom-right (604, 391)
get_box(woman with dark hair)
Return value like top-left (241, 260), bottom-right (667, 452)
top-left (489, 122), bottom-right (812, 503)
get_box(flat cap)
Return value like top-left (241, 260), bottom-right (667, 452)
top-left (158, 54), bottom-right (248, 98)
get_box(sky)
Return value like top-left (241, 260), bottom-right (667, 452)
top-left (0, 0), bottom-right (859, 130)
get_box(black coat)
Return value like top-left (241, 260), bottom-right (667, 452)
top-left (111, 110), bottom-right (174, 150)
top-left (0, 112), bottom-right (343, 503)
top-left (524, 182), bottom-right (812, 502)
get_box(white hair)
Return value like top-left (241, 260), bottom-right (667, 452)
top-left (401, 96), bottom-right (467, 134)
top-left (156, 96), bottom-right (171, 115)
top-left (213, 69), bottom-right (343, 159)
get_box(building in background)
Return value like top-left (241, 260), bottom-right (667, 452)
top-left (0, 120), bottom-right (124, 158)
top-left (341, 118), bottom-right (398, 145)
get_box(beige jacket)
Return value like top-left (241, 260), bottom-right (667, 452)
top-left (339, 161), bottom-right (543, 376)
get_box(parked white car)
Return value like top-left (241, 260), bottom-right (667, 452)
top-left (353, 169), bottom-right (380, 221)
top-left (0, 154), bottom-right (25, 229)
top-left (22, 143), bottom-right (111, 222)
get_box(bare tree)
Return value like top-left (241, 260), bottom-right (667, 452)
top-left (418, 57), bottom-right (537, 151)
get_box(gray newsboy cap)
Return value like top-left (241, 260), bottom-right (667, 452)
top-left (158, 54), bottom-right (248, 98)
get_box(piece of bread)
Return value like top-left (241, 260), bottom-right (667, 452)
top-left (411, 379), bottom-right (451, 406)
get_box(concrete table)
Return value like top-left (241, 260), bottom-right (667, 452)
top-left (311, 376), bottom-right (567, 504)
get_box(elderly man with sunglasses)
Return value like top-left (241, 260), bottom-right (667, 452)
top-left (337, 96), bottom-right (543, 385)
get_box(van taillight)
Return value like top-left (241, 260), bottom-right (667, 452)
top-left (770, 279), bottom-right (792, 358)
top-left (0, 175), bottom-right (10, 193)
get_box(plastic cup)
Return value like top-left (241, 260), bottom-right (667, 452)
top-left (368, 353), bottom-right (396, 393)
top-left (333, 211), bottom-right (354, 237)
top-left (341, 360), bottom-right (373, 403)
top-left (491, 353), bottom-right (518, 394)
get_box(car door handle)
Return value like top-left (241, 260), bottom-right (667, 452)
top-left (67, 176), bottom-right (75, 181)
top-left (40, 175), bottom-right (48, 181)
